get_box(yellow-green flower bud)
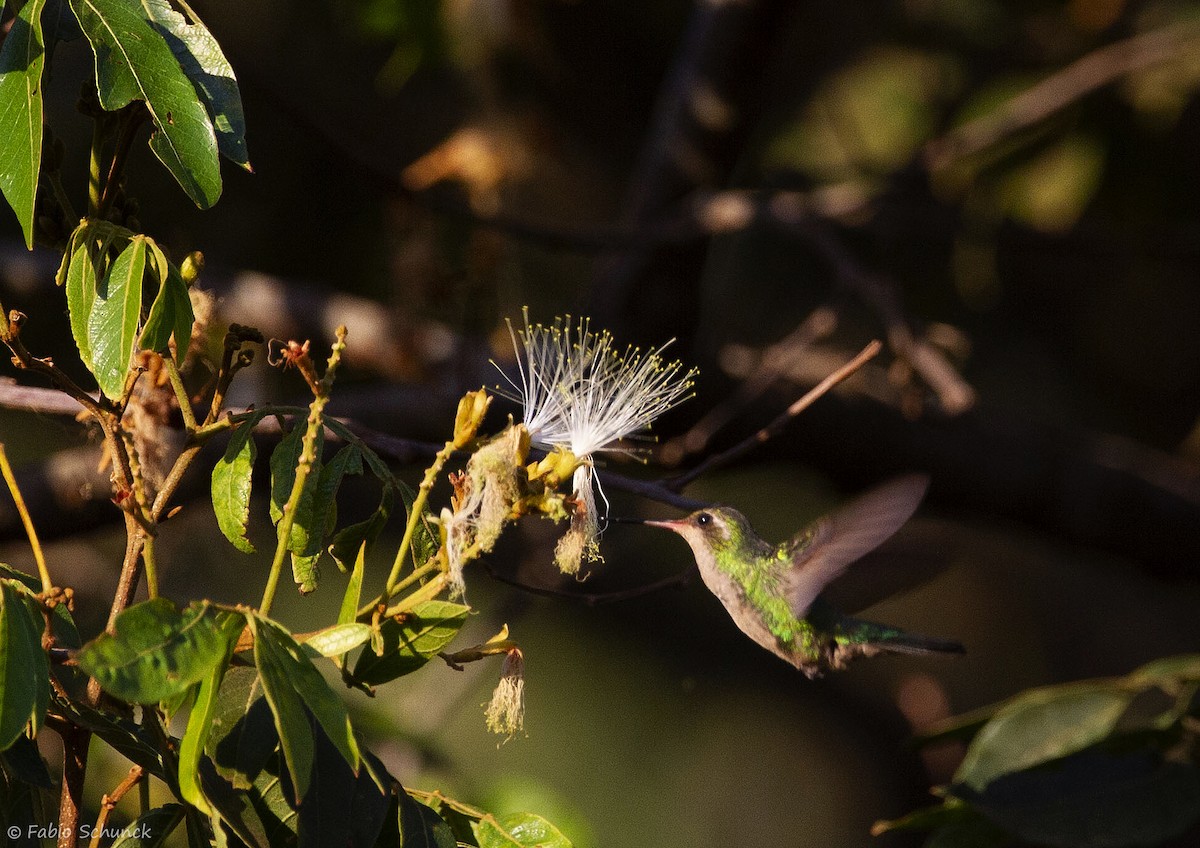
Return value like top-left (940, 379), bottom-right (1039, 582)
top-left (452, 389), bottom-right (492, 448)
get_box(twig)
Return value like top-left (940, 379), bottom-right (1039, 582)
top-left (482, 560), bottom-right (697, 607)
top-left (88, 765), bottom-right (145, 848)
top-left (0, 443), bottom-right (52, 593)
top-left (925, 18), bottom-right (1200, 171)
top-left (667, 340), bottom-right (882, 491)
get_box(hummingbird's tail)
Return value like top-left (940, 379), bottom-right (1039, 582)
top-left (869, 630), bottom-right (966, 657)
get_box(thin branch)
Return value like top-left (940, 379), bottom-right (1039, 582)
top-left (667, 340), bottom-right (882, 491)
top-left (0, 443), bottom-right (53, 593)
top-left (481, 560), bottom-right (698, 607)
top-left (88, 765), bottom-right (145, 848)
top-left (925, 18), bottom-right (1200, 171)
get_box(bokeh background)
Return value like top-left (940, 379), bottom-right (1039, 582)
top-left (3, 0), bottom-right (1200, 845)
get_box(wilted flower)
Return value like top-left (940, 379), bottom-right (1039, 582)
top-left (497, 309), bottom-right (697, 573)
top-left (484, 647), bottom-right (525, 742)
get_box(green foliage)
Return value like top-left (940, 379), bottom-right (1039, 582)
top-left (879, 654), bottom-right (1200, 847)
top-left (351, 600), bottom-right (470, 687)
top-left (0, 581), bottom-right (49, 751)
top-left (0, 0), bottom-right (48, 248)
top-left (109, 803), bottom-right (185, 847)
top-left (75, 598), bottom-right (242, 705)
top-left (71, 0), bottom-right (222, 207)
top-left (211, 411), bottom-right (265, 553)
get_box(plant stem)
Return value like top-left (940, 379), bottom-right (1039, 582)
top-left (0, 443), bottom-right (53, 593)
top-left (382, 441), bottom-right (455, 594)
top-left (164, 357), bottom-right (198, 432)
top-left (142, 534), bottom-right (159, 600)
top-left (88, 765), bottom-right (144, 848)
top-left (384, 572), bottom-right (449, 617)
top-left (56, 724), bottom-right (89, 848)
top-left (259, 329), bottom-right (347, 617)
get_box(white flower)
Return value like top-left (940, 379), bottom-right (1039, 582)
top-left (496, 309), bottom-right (697, 571)
top-left (484, 648), bottom-right (526, 742)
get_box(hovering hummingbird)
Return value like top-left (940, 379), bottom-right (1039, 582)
top-left (640, 475), bottom-right (964, 677)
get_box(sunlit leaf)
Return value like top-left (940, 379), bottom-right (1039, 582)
top-left (70, 0), bottom-right (221, 207)
top-left (76, 599), bottom-right (242, 704)
top-left (351, 601), bottom-right (469, 687)
top-left (88, 234), bottom-right (146, 400)
top-left (302, 623), bottom-right (372, 658)
top-left (178, 616), bottom-right (241, 816)
top-left (211, 413), bottom-right (265, 554)
top-left (139, 239), bottom-right (195, 361)
top-left (138, 0), bottom-right (250, 170)
top-left (0, 0), bottom-right (47, 248)
top-left (474, 812), bottom-right (573, 848)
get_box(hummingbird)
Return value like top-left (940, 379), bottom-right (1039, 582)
top-left (640, 475), bottom-right (964, 677)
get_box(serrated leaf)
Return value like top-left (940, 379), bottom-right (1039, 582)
top-left (139, 238), bottom-right (195, 361)
top-left (211, 414), bottom-right (263, 554)
top-left (0, 0), bottom-right (47, 248)
top-left (70, 0), bottom-right (221, 207)
top-left (473, 812), bottom-right (573, 848)
top-left (251, 615), bottom-right (359, 803)
top-left (302, 623), bottom-right (371, 658)
top-left (110, 803), bottom-right (186, 848)
top-left (954, 682), bottom-right (1134, 792)
top-left (89, 234), bottom-right (146, 399)
top-left (351, 601), bottom-right (469, 687)
top-left (75, 598), bottom-right (241, 704)
top-left (138, 0), bottom-right (250, 170)
top-left (0, 581), bottom-right (48, 751)
top-left (398, 792), bottom-right (456, 848)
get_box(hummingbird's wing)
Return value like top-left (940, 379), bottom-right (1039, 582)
top-left (781, 475), bottom-right (930, 617)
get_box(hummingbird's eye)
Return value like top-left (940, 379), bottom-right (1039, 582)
top-left (696, 513), bottom-right (712, 527)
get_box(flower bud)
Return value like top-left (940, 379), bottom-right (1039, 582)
top-left (181, 251), bottom-right (205, 285)
top-left (452, 389), bottom-right (492, 448)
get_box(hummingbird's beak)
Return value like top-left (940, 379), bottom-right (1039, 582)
top-left (640, 518), bottom-right (687, 533)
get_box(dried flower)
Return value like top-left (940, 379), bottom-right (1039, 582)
top-left (497, 309), bottom-right (696, 572)
top-left (484, 648), bottom-right (525, 742)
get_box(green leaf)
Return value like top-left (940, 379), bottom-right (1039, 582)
top-left (329, 486), bottom-right (394, 574)
top-left (302, 623), bottom-right (372, 658)
top-left (0, 563), bottom-right (79, 649)
top-left (70, 0), bottom-right (221, 207)
top-left (298, 731), bottom-right (390, 848)
top-left (138, 0), bottom-right (250, 170)
top-left (88, 234), bottom-right (146, 399)
top-left (0, 581), bottom-right (49, 751)
top-left (959, 749), bottom-right (1200, 848)
top-left (65, 226), bottom-right (105, 372)
top-left (178, 615), bottom-right (241, 815)
top-left (110, 803), bottom-right (186, 847)
top-left (351, 601), bottom-right (469, 687)
top-left (398, 792), bottom-right (456, 848)
top-left (954, 682), bottom-right (1134, 792)
top-left (50, 690), bottom-right (165, 778)
top-left (76, 598), bottom-right (242, 704)
top-left (139, 238), bottom-right (195, 361)
top-left (473, 813), bottom-right (573, 848)
top-left (211, 413), bottom-right (264, 554)
top-left (0, 0), bottom-right (47, 248)
top-left (205, 666), bottom-right (276, 790)
top-left (268, 423), bottom-right (318, 526)
top-left (251, 615), bottom-right (360, 803)
top-left (1128, 654), bottom-right (1200, 686)
top-left (0, 733), bottom-right (54, 789)
top-left (337, 542), bottom-right (367, 627)
top-left (290, 445), bottom-right (361, 593)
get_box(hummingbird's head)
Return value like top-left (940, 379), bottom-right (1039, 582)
top-left (642, 506), bottom-right (751, 556)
